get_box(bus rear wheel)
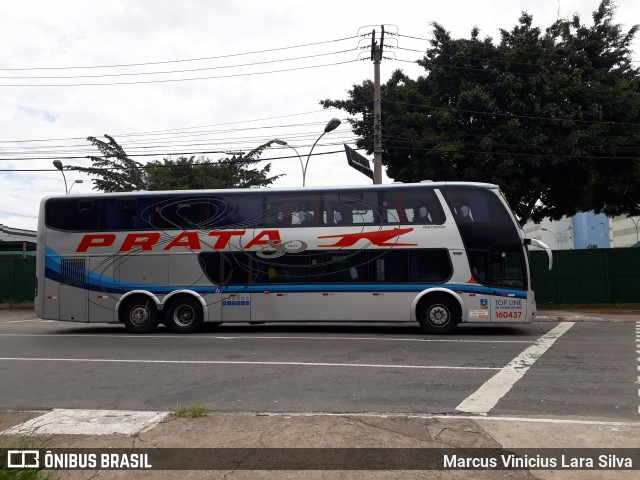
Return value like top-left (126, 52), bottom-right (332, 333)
top-left (164, 296), bottom-right (203, 334)
top-left (417, 295), bottom-right (460, 335)
top-left (120, 296), bottom-right (159, 334)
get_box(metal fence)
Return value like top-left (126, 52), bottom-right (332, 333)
top-left (529, 248), bottom-right (640, 304)
top-left (0, 256), bottom-right (35, 303)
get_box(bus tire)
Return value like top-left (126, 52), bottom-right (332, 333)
top-left (417, 294), bottom-right (460, 335)
top-left (164, 296), bottom-right (203, 334)
top-left (120, 296), bottom-right (159, 334)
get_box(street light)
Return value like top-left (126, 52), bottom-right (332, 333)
top-left (272, 138), bottom-right (304, 182)
top-left (69, 179), bottom-right (83, 193)
top-left (541, 226), bottom-right (572, 249)
top-left (303, 118), bottom-right (341, 187)
top-left (52, 160), bottom-right (68, 194)
top-left (541, 228), bottom-right (560, 249)
top-left (267, 119), bottom-right (341, 187)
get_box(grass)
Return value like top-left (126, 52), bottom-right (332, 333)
top-left (172, 404), bottom-right (209, 418)
top-left (0, 469), bottom-right (56, 480)
top-left (0, 427), bottom-right (56, 480)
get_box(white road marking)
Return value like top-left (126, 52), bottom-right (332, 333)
top-left (0, 357), bottom-right (500, 371)
top-left (1, 409), bottom-right (168, 436)
top-left (455, 322), bottom-right (574, 415)
top-left (0, 333), bottom-right (533, 343)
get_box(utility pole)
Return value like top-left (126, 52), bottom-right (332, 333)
top-left (371, 26), bottom-right (384, 184)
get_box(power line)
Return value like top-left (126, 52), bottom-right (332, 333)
top-left (381, 100), bottom-right (640, 127)
top-left (0, 209), bottom-right (38, 218)
top-left (380, 134), bottom-right (640, 150)
top-left (392, 32), bottom-right (640, 63)
top-left (0, 107), bottom-right (363, 144)
top-left (0, 136), bottom-right (359, 161)
top-left (0, 35), bottom-right (359, 71)
top-left (0, 129), bottom-right (360, 155)
top-left (0, 60), bottom-right (359, 87)
top-left (0, 149), bottom-right (356, 171)
top-left (0, 49), bottom-right (358, 80)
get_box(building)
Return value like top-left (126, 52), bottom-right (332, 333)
top-left (610, 215), bottom-right (640, 248)
top-left (0, 223), bottom-right (37, 256)
top-left (524, 212), bottom-right (640, 249)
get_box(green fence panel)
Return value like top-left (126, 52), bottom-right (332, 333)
top-left (0, 256), bottom-right (36, 303)
top-left (530, 248), bottom-right (640, 305)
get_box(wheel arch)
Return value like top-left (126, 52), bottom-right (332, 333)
top-left (411, 288), bottom-right (467, 323)
top-left (161, 290), bottom-right (209, 320)
top-left (114, 290), bottom-right (161, 323)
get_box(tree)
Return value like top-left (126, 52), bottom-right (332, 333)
top-left (321, 0), bottom-right (640, 224)
top-left (70, 136), bottom-right (283, 192)
top-left (146, 140), bottom-right (283, 190)
top-left (70, 134), bottom-right (149, 192)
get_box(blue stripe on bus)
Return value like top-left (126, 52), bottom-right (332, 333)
top-left (44, 247), bottom-right (527, 299)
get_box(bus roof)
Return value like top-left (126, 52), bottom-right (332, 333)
top-left (41, 181), bottom-right (499, 201)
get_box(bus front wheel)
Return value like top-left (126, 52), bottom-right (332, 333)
top-left (164, 296), bottom-right (203, 334)
top-left (417, 295), bottom-right (460, 335)
top-left (120, 296), bottom-right (159, 334)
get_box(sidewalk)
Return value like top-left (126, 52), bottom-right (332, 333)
top-left (2, 410), bottom-right (639, 479)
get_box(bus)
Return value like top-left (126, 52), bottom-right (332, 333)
top-left (34, 182), bottom-right (552, 334)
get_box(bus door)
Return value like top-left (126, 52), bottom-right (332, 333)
top-left (219, 254), bottom-right (252, 323)
top-left (488, 244), bottom-right (528, 322)
top-left (197, 252), bottom-right (251, 323)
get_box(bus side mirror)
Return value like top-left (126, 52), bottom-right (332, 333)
top-left (524, 238), bottom-right (553, 271)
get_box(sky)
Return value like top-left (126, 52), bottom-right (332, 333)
top-left (1, 0), bottom-right (638, 231)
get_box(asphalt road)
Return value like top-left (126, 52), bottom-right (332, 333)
top-left (0, 311), bottom-right (637, 421)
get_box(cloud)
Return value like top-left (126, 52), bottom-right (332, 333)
top-left (1, 0), bottom-right (638, 231)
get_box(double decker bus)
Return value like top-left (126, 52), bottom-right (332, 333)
top-left (34, 182), bottom-right (551, 334)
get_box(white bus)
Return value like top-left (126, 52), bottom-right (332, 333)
top-left (34, 182), bottom-right (551, 334)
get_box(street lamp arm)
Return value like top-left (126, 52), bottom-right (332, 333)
top-left (304, 132), bottom-right (327, 188)
top-left (269, 118), bottom-right (340, 188)
top-left (52, 160), bottom-right (69, 194)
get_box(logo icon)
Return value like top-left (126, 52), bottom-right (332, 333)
top-left (7, 450), bottom-right (40, 469)
top-left (256, 240), bottom-right (308, 259)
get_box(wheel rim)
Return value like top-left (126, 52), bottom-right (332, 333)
top-left (427, 304), bottom-right (450, 326)
top-left (130, 305), bottom-right (150, 326)
top-left (174, 304), bottom-right (195, 327)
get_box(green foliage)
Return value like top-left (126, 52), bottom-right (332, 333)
top-left (146, 140), bottom-right (283, 191)
top-left (0, 425), bottom-right (55, 480)
top-left (69, 137), bottom-right (283, 192)
top-left (69, 134), bottom-right (149, 192)
top-left (321, 0), bottom-right (640, 224)
top-left (172, 404), bottom-right (208, 418)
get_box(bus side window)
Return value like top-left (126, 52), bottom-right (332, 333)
top-left (408, 250), bottom-right (452, 283)
top-left (100, 199), bottom-right (137, 231)
top-left (381, 189), bottom-right (445, 225)
top-left (468, 250), bottom-right (488, 283)
top-left (458, 205), bottom-right (474, 222)
top-left (413, 206), bottom-right (432, 223)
